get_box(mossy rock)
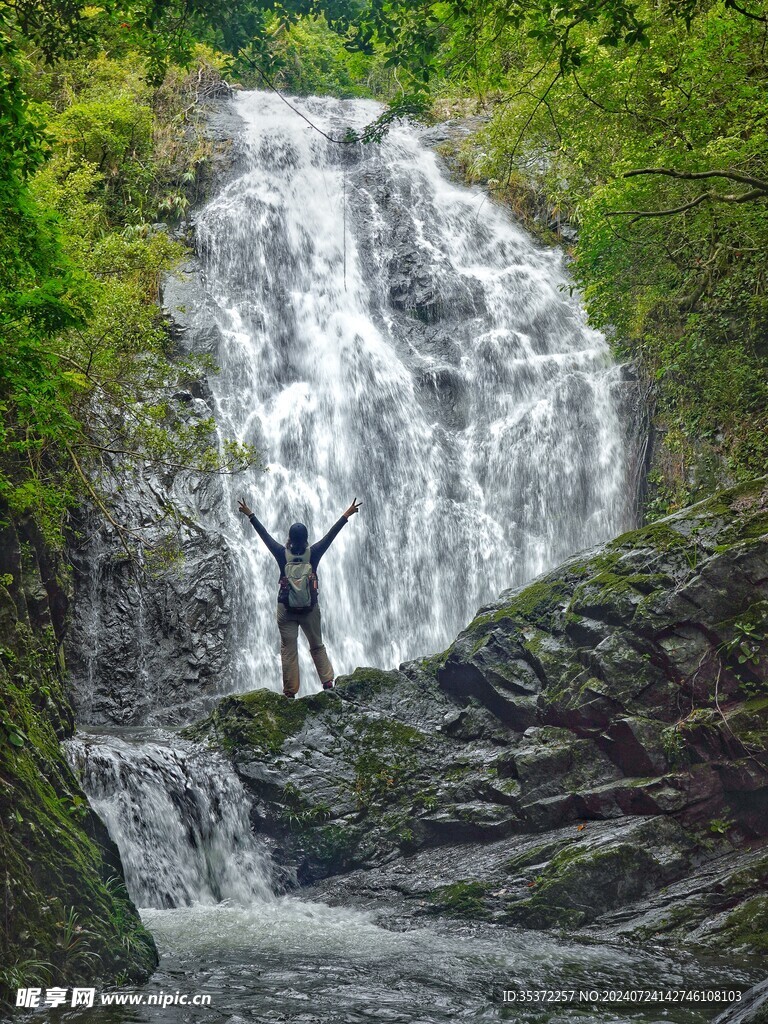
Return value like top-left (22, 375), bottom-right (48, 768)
top-left (429, 880), bottom-right (490, 919)
top-left (0, 560), bottom-right (156, 1006)
top-left (182, 687), bottom-right (312, 754)
top-left (335, 667), bottom-right (405, 700)
top-left (713, 893), bottom-right (768, 954)
top-left (503, 818), bottom-right (697, 929)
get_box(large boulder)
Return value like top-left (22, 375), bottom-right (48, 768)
top-left (188, 478), bottom-right (768, 954)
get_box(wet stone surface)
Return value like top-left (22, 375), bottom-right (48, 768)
top-left (189, 479), bottom-right (768, 957)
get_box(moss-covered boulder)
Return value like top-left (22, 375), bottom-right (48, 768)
top-left (0, 514), bottom-right (156, 1006)
top-left (189, 479), bottom-right (768, 954)
top-left (439, 476), bottom-right (768, 835)
top-left (184, 666), bottom-right (473, 880)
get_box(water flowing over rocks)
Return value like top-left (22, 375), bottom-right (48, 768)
top-left (42, 92), bottom-right (765, 1013)
top-left (65, 730), bottom-right (274, 908)
top-left (67, 91), bottom-right (636, 725)
top-left (188, 478), bottom-right (768, 956)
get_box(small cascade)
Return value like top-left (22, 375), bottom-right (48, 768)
top-left (65, 730), bottom-right (273, 908)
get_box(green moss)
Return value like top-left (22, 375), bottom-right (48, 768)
top-left (0, 591), bottom-right (156, 1002)
top-left (610, 521), bottom-right (691, 553)
top-left (429, 880), bottom-right (490, 918)
top-left (503, 579), bottom-right (572, 621)
top-left (504, 841), bottom-right (661, 929)
top-left (742, 695), bottom-right (768, 713)
top-left (350, 718), bottom-right (422, 809)
top-left (442, 761), bottom-right (475, 781)
top-left (182, 687), bottom-right (311, 754)
top-left (335, 667), bottom-right (403, 699)
top-left (721, 513), bottom-right (768, 543)
top-left (723, 851), bottom-right (768, 896)
top-left (726, 697), bottom-right (768, 748)
top-left (628, 479), bottom-right (768, 552)
top-left (420, 653), bottom-right (448, 677)
top-left (710, 894), bottom-right (768, 954)
top-left (578, 570), bottom-right (667, 598)
top-left (680, 707), bottom-right (718, 730)
top-left (503, 838), bottom-right (576, 874)
top-left (470, 633), bottom-right (491, 655)
top-left (463, 579), bottom-right (571, 637)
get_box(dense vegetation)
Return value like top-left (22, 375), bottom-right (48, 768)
top-left (4, 0), bottom-right (764, 540)
top-left (0, 3), bottom-right (383, 552)
top-left (377, 0), bottom-right (768, 510)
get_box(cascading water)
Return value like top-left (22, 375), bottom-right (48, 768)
top-left (63, 732), bottom-right (752, 1024)
top-left (65, 731), bottom-right (273, 908)
top-left (191, 92), bottom-right (631, 697)
top-left (55, 94), bottom-right (755, 1024)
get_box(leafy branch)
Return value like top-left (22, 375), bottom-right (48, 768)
top-left (606, 167), bottom-right (768, 223)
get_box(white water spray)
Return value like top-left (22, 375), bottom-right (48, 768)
top-left (191, 92), bottom-right (629, 695)
top-left (65, 731), bottom-right (273, 908)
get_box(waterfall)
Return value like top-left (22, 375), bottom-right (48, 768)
top-left (63, 95), bottom-right (633, 927)
top-left (181, 91), bottom-right (630, 698)
top-left (56, 99), bottom-right (744, 1024)
top-left (65, 730), bottom-right (273, 908)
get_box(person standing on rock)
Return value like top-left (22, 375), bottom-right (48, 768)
top-left (237, 497), bottom-right (361, 698)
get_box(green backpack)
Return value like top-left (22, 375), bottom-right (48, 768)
top-left (281, 545), bottom-right (318, 611)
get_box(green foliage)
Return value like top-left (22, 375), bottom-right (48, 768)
top-left (0, 711), bottom-right (26, 748)
top-left (415, 0), bottom-right (768, 494)
top-left (238, 15), bottom-right (390, 97)
top-left (660, 724), bottom-right (688, 766)
top-left (708, 816), bottom-right (736, 836)
top-left (726, 621), bottom-right (763, 669)
top-left (721, 603), bottom-right (768, 698)
top-left (0, 958), bottom-right (53, 1009)
top-left (1, 39), bottom-right (260, 548)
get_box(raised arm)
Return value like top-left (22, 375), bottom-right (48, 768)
top-left (311, 498), bottom-right (361, 564)
top-left (238, 498), bottom-right (284, 563)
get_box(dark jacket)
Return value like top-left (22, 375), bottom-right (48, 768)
top-left (248, 513), bottom-right (348, 600)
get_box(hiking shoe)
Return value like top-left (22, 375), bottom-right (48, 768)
top-left (284, 692), bottom-right (296, 699)
top-left (322, 680), bottom-right (334, 690)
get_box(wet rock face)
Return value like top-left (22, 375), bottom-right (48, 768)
top-left (65, 100), bottom-right (244, 727)
top-left (715, 979), bottom-right (768, 1024)
top-left (0, 509), bottom-right (157, 988)
top-left (190, 479), bottom-right (768, 954)
top-left (67, 507), bottom-right (232, 725)
top-left (64, 380), bottom-right (234, 726)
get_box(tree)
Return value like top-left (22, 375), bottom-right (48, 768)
top-left (0, 13), bottom-right (260, 549)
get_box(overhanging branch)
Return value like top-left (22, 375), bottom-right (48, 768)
top-left (623, 167), bottom-right (768, 192)
top-left (607, 188), bottom-right (768, 223)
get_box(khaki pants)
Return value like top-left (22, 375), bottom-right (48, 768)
top-left (276, 603), bottom-right (334, 696)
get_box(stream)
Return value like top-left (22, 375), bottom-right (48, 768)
top-left (58, 729), bottom-right (752, 1024)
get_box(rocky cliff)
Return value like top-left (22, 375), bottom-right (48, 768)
top-left (0, 508), bottom-right (157, 1004)
top-left (65, 97), bottom-right (246, 728)
top-left (188, 477), bottom-right (768, 956)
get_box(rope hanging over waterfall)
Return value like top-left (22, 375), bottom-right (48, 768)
top-left (239, 60), bottom-right (413, 146)
top-left (237, 59), bottom-right (355, 289)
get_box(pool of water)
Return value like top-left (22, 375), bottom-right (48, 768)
top-left (46, 896), bottom-right (753, 1024)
